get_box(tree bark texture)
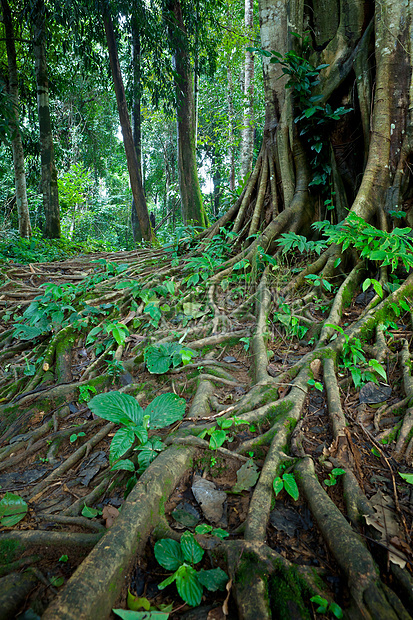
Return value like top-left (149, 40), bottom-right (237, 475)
top-left (103, 12), bottom-right (152, 242)
top-left (167, 0), bottom-right (208, 228)
top-left (240, 0), bottom-right (255, 181)
top-left (33, 0), bottom-right (60, 239)
top-left (131, 19), bottom-right (143, 243)
top-left (1, 0), bottom-right (32, 238)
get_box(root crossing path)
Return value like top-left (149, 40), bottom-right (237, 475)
top-left (0, 244), bottom-right (412, 619)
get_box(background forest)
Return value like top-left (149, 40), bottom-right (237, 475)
top-left (1, 0), bottom-right (263, 256)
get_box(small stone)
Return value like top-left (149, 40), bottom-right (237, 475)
top-left (191, 476), bottom-right (227, 524)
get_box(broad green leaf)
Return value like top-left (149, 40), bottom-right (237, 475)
top-left (180, 531), bottom-right (204, 564)
top-left (154, 538), bottom-right (184, 571)
top-left (110, 428), bottom-right (135, 462)
top-left (81, 505), bottom-right (100, 518)
top-left (175, 565), bottom-right (203, 607)
top-left (158, 571), bottom-right (178, 590)
top-left (50, 576), bottom-right (65, 587)
top-left (145, 343), bottom-right (175, 374)
top-left (0, 492), bottom-right (28, 526)
top-left (273, 477), bottom-right (284, 496)
top-left (111, 459), bottom-right (135, 472)
top-left (232, 460), bottom-right (259, 493)
top-left (310, 595), bottom-right (328, 613)
top-left (331, 468), bottom-right (346, 477)
top-left (209, 429), bottom-right (227, 449)
top-left (329, 601), bottom-right (343, 619)
top-left (197, 568), bottom-right (228, 592)
top-left (127, 590), bottom-right (150, 611)
top-left (368, 359), bottom-right (387, 380)
top-left (282, 473), bottom-right (299, 501)
top-left (136, 447), bottom-right (157, 471)
top-left (88, 392), bottom-right (144, 426)
top-left (399, 472), bottom-right (413, 484)
top-left (212, 528), bottom-right (229, 539)
top-left (145, 393), bottom-right (186, 429)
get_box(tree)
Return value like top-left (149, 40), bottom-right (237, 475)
top-left (166, 0), bottom-right (208, 228)
top-left (103, 10), bottom-right (153, 242)
top-left (1, 0), bottom-right (32, 238)
top-left (32, 0), bottom-right (61, 239)
top-left (1, 1), bottom-right (413, 619)
top-left (239, 0), bottom-right (254, 180)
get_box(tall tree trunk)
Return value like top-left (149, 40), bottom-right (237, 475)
top-left (239, 0), bottom-right (254, 181)
top-left (167, 0), bottom-right (208, 228)
top-left (1, 0), bottom-right (32, 238)
top-left (131, 19), bottom-right (143, 243)
top-left (33, 0), bottom-right (60, 239)
top-left (227, 64), bottom-right (236, 192)
top-left (103, 12), bottom-right (152, 242)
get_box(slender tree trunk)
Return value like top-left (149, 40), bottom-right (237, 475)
top-left (167, 0), bottom-right (208, 228)
top-left (33, 0), bottom-right (60, 239)
top-left (131, 19), bottom-right (143, 243)
top-left (1, 0), bottom-right (32, 238)
top-left (103, 12), bottom-right (152, 242)
top-left (240, 0), bottom-right (254, 181)
top-left (227, 65), bottom-right (236, 192)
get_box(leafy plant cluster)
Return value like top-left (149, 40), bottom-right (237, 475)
top-left (144, 342), bottom-right (197, 374)
top-left (154, 531), bottom-right (228, 607)
top-left (88, 391), bottom-right (186, 478)
top-left (252, 34), bottom-right (351, 188)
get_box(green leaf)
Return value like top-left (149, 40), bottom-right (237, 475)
top-left (310, 595), bottom-right (328, 613)
top-left (331, 468), bottom-right (346, 477)
top-left (175, 565), bottom-right (203, 607)
top-left (197, 568), bottom-right (228, 591)
top-left (282, 473), bottom-right (299, 500)
top-left (144, 393), bottom-right (186, 429)
top-left (110, 428), bottom-right (135, 462)
top-left (127, 590), bottom-right (151, 611)
top-left (329, 601), bottom-right (344, 619)
top-left (273, 477), bottom-right (284, 496)
top-left (0, 492), bottom-right (28, 526)
top-left (111, 459), bottom-right (135, 472)
top-left (88, 392), bottom-right (144, 426)
top-left (81, 505), bottom-right (100, 518)
top-left (158, 571), bottom-right (178, 590)
top-left (399, 472), bottom-right (413, 485)
top-left (180, 531), bottom-right (204, 564)
top-left (195, 524), bottom-right (213, 535)
top-left (154, 538), bottom-right (184, 571)
top-left (232, 460), bottom-right (259, 493)
top-left (50, 576), bottom-right (65, 587)
top-left (212, 528), bottom-right (229, 540)
top-left (144, 343), bottom-right (176, 374)
top-left (209, 429), bottom-right (227, 449)
top-left (368, 359), bottom-right (387, 380)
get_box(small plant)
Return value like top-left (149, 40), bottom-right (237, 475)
top-left (310, 595), bottom-right (343, 618)
top-left (69, 431), bottom-right (86, 443)
top-left (59, 555), bottom-right (69, 563)
top-left (304, 273), bottom-right (332, 292)
top-left (79, 384), bottom-right (97, 403)
top-left (308, 378), bottom-right (323, 391)
top-left (144, 342), bottom-right (197, 374)
top-left (273, 472), bottom-right (299, 500)
top-left (81, 504), bottom-right (103, 519)
top-left (324, 468), bottom-right (346, 487)
top-left (88, 391), bottom-right (185, 472)
top-left (195, 524), bottom-right (229, 540)
top-left (240, 337), bottom-right (250, 351)
top-left (154, 531), bottom-right (228, 607)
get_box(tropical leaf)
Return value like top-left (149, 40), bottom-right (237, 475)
top-left (197, 568), bottom-right (228, 592)
top-left (154, 539), bottom-right (184, 571)
top-left (0, 492), bottom-right (28, 526)
top-left (89, 392), bottom-right (144, 426)
top-left (180, 531), bottom-right (204, 564)
top-left (110, 427), bottom-right (135, 462)
top-left (175, 565), bottom-right (203, 607)
top-left (144, 393), bottom-right (186, 429)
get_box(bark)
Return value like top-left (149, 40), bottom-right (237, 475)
top-left (240, 0), bottom-right (255, 181)
top-left (227, 63), bottom-right (236, 191)
top-left (1, 0), bottom-right (32, 238)
top-left (103, 12), bottom-right (152, 242)
top-left (167, 0), bottom-right (208, 228)
top-left (33, 0), bottom-right (60, 239)
top-left (131, 19), bottom-right (143, 243)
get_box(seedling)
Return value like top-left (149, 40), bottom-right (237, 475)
top-left (324, 468), bottom-right (346, 487)
top-left (69, 432), bottom-right (86, 443)
top-left (310, 595), bottom-right (343, 618)
top-left (79, 384), bottom-right (97, 403)
top-left (308, 378), bottom-right (323, 391)
top-left (154, 531), bottom-right (228, 606)
top-left (273, 473), bottom-right (299, 500)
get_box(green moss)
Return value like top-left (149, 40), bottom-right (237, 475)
top-left (269, 565), bottom-right (312, 619)
top-left (0, 539), bottom-right (23, 565)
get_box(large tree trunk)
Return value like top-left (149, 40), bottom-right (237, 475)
top-left (167, 0), bottom-right (208, 228)
top-left (103, 12), bottom-right (152, 243)
top-left (33, 0), bottom-right (60, 239)
top-left (239, 0), bottom-right (255, 181)
top-left (1, 0), bottom-right (32, 238)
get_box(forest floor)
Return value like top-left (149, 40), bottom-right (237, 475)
top-left (0, 241), bottom-right (412, 620)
